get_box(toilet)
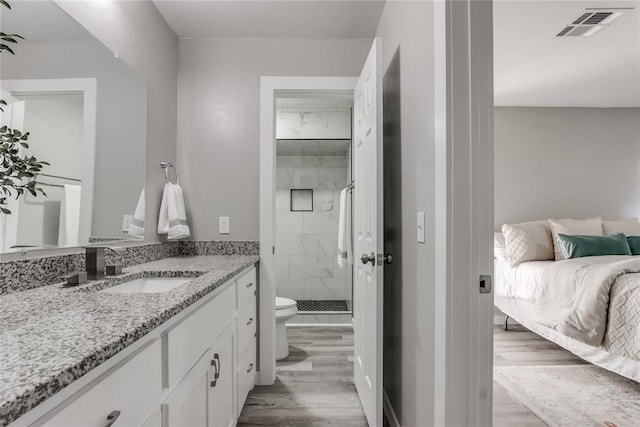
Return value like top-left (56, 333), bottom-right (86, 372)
top-left (275, 297), bottom-right (298, 360)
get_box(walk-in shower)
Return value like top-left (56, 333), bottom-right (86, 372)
top-left (274, 99), bottom-right (353, 322)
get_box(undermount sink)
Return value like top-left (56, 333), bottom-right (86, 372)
top-left (100, 277), bottom-right (193, 294)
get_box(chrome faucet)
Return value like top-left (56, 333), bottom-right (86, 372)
top-left (84, 246), bottom-right (126, 280)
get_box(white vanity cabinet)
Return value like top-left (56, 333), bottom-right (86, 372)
top-left (162, 322), bottom-right (236, 427)
top-left (235, 268), bottom-right (257, 417)
top-left (41, 339), bottom-right (163, 427)
top-left (23, 264), bottom-right (257, 427)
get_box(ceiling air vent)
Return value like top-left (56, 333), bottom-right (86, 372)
top-left (556, 9), bottom-right (628, 37)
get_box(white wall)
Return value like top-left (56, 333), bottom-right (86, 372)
top-left (56, 1), bottom-right (179, 242)
top-left (495, 107), bottom-right (640, 228)
top-left (275, 154), bottom-right (349, 301)
top-left (375, 1), bottom-right (437, 425)
top-left (176, 38), bottom-right (371, 240)
top-left (1, 40), bottom-right (147, 239)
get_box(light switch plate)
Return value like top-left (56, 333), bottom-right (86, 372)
top-left (219, 216), bottom-right (230, 234)
top-left (417, 212), bottom-right (425, 243)
top-left (122, 215), bottom-right (133, 232)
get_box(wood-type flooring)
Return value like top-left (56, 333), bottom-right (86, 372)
top-left (493, 323), bottom-right (587, 426)
top-left (238, 326), bottom-right (367, 426)
top-left (239, 323), bottom-right (590, 426)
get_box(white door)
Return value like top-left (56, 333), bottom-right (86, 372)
top-left (353, 38), bottom-right (383, 427)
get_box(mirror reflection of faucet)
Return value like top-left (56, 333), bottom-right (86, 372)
top-left (83, 246), bottom-right (126, 280)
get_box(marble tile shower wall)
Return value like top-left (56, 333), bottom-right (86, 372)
top-left (275, 154), bottom-right (351, 301)
top-left (0, 241), bottom-right (259, 295)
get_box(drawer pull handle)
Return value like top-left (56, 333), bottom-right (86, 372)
top-left (102, 410), bottom-right (121, 427)
top-left (210, 353), bottom-right (220, 387)
top-left (247, 363), bottom-right (254, 373)
top-left (246, 317), bottom-right (254, 325)
top-left (246, 282), bottom-right (254, 288)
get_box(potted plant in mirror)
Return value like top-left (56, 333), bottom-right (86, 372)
top-left (0, 0), bottom-right (49, 214)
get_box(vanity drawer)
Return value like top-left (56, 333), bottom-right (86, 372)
top-left (236, 267), bottom-right (256, 309)
top-left (164, 282), bottom-right (236, 388)
top-left (237, 337), bottom-right (257, 415)
top-left (237, 295), bottom-right (256, 361)
top-left (42, 339), bottom-right (162, 427)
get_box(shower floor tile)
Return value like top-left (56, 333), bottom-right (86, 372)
top-left (297, 300), bottom-right (348, 312)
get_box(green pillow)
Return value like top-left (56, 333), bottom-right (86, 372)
top-left (628, 236), bottom-right (640, 255)
top-left (557, 233), bottom-right (632, 259)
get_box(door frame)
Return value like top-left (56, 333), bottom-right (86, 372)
top-left (258, 76), bottom-right (357, 385)
top-left (433, 1), bottom-right (494, 425)
top-left (0, 78), bottom-right (97, 248)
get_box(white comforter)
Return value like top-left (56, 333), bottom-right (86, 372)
top-left (533, 255), bottom-right (640, 347)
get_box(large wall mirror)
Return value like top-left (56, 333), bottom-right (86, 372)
top-left (0, 0), bottom-right (147, 254)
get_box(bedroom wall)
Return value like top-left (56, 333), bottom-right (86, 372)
top-left (494, 107), bottom-right (640, 229)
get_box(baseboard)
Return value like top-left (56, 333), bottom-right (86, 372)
top-left (383, 389), bottom-right (401, 427)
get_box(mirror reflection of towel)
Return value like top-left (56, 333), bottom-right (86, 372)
top-left (128, 188), bottom-right (145, 239)
top-left (157, 183), bottom-right (190, 240)
top-left (58, 184), bottom-right (82, 246)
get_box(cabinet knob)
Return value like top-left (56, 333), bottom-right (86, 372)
top-left (247, 363), bottom-right (254, 373)
top-left (246, 317), bottom-right (254, 325)
top-left (101, 410), bottom-right (121, 427)
top-left (246, 282), bottom-right (253, 288)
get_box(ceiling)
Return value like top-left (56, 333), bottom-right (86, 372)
top-left (152, 0), bottom-right (386, 39)
top-left (494, 1), bottom-right (640, 107)
top-left (5, 1), bottom-right (635, 108)
top-left (0, 1), bottom-right (92, 43)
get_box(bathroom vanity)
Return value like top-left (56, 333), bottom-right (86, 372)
top-left (0, 255), bottom-right (258, 427)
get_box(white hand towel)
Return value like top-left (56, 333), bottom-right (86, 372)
top-left (337, 187), bottom-right (352, 268)
top-left (158, 183), bottom-right (190, 240)
top-left (58, 184), bottom-right (82, 246)
top-left (128, 188), bottom-right (145, 239)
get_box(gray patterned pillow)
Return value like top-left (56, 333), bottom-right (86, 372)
top-left (502, 220), bottom-right (554, 267)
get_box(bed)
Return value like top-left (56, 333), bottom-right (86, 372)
top-left (494, 218), bottom-right (640, 382)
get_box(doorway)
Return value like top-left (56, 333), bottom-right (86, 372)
top-left (273, 95), bottom-right (354, 324)
top-left (258, 77), bottom-right (357, 386)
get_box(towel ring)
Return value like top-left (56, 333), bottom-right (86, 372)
top-left (160, 161), bottom-right (179, 184)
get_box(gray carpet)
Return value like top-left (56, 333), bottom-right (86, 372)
top-left (494, 365), bottom-right (640, 427)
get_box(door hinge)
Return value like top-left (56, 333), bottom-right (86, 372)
top-left (479, 275), bottom-right (492, 294)
top-left (272, 246), bottom-right (275, 255)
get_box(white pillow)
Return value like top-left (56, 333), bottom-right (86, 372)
top-left (602, 218), bottom-right (640, 236)
top-left (501, 220), bottom-right (554, 266)
top-left (494, 232), bottom-right (508, 262)
top-left (548, 217), bottom-right (603, 260)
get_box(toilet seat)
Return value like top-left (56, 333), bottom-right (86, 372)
top-left (276, 297), bottom-right (297, 310)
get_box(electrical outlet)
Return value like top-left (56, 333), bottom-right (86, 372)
top-left (122, 214), bottom-right (133, 232)
top-left (219, 216), bottom-right (230, 234)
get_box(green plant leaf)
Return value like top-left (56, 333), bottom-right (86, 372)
top-left (0, 207), bottom-right (11, 214)
top-left (0, 0), bottom-right (11, 10)
top-left (0, 44), bottom-right (15, 55)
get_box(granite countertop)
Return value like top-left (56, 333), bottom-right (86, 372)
top-left (0, 255), bottom-right (259, 426)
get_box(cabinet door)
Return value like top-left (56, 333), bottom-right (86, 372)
top-left (210, 322), bottom-right (236, 427)
top-left (164, 350), bottom-right (211, 427)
